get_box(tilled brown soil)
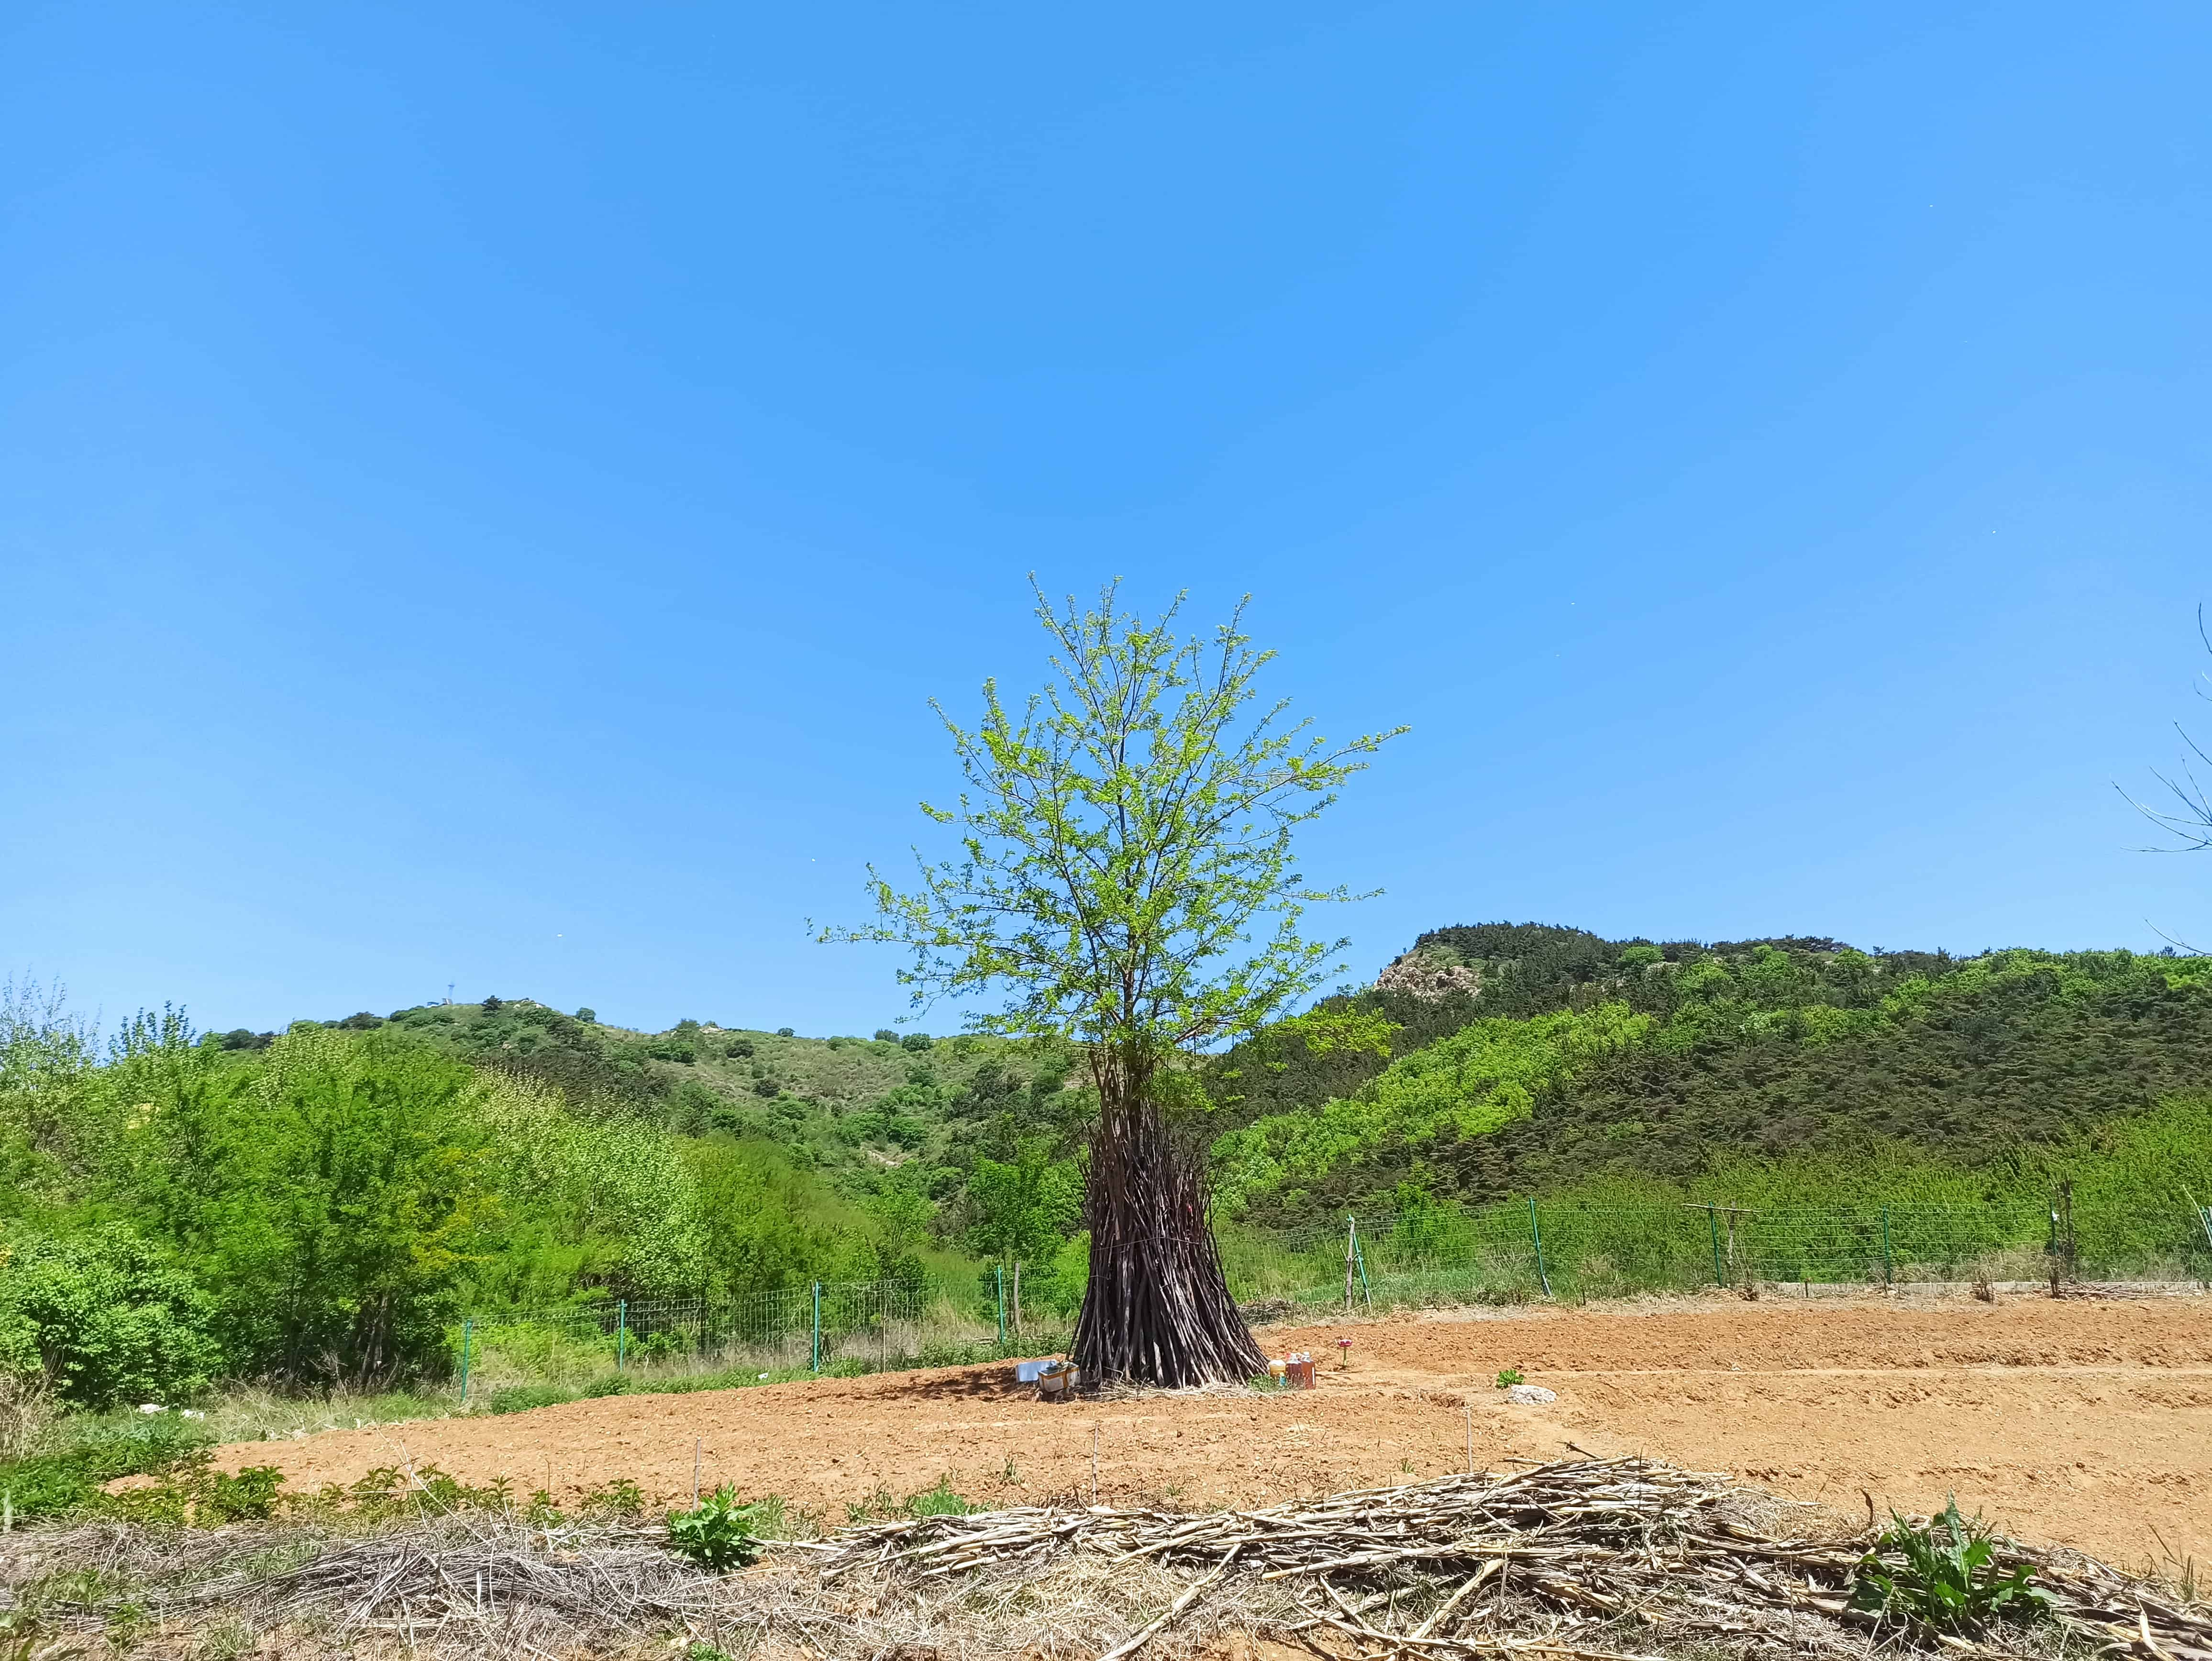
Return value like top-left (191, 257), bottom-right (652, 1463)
top-left (213, 1293), bottom-right (2212, 1571)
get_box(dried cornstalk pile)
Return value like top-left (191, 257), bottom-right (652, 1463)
top-left (7, 1458), bottom-right (2208, 1660)
top-left (248, 1515), bottom-right (719, 1647)
top-left (810, 1455), bottom-right (2212, 1661)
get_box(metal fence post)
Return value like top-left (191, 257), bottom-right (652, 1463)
top-left (1344, 1215), bottom-right (1358, 1310)
top-left (459, 1318), bottom-right (473, 1403)
top-left (617, 1299), bottom-right (627, 1370)
top-left (811, 1281), bottom-right (822, 1373)
top-left (995, 1265), bottom-right (1006, 1345)
top-left (1527, 1197), bottom-right (1552, 1298)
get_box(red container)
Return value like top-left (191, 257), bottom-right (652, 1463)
top-left (1285, 1359), bottom-right (1316, 1389)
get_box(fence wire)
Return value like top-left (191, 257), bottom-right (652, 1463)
top-left (457, 1193), bottom-right (2212, 1390)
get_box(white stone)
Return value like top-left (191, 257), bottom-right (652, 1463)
top-left (1504, 1384), bottom-right (1557, 1405)
top-left (137, 1403), bottom-right (165, 1414)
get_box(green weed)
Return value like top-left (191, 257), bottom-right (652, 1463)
top-left (666, 1485), bottom-right (763, 1571)
top-left (1494, 1367), bottom-right (1524, 1388)
top-left (904, 1475), bottom-right (974, 1517)
top-left (1849, 1497), bottom-right (2052, 1633)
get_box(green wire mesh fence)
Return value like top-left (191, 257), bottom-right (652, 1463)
top-left (456, 1192), bottom-right (2212, 1390)
top-left (453, 1278), bottom-right (984, 1397)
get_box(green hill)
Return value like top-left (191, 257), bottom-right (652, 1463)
top-left (9, 925), bottom-right (2210, 1407)
top-left (1210, 924), bottom-right (2212, 1224)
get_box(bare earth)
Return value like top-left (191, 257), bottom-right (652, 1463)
top-left (213, 1293), bottom-right (2212, 1571)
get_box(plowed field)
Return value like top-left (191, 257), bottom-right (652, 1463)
top-left (215, 1293), bottom-right (2212, 1570)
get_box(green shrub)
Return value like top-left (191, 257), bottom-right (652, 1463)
top-left (486, 1383), bottom-right (575, 1415)
top-left (1850, 1498), bottom-right (2052, 1633)
top-left (579, 1373), bottom-right (628, 1398)
top-left (666, 1484), bottom-right (761, 1571)
top-left (1494, 1367), bottom-right (1524, 1388)
top-left (0, 1227), bottom-right (221, 1408)
top-left (873, 1030), bottom-right (899, 1043)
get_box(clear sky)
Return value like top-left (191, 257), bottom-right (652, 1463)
top-left (4, 2), bottom-right (2210, 1038)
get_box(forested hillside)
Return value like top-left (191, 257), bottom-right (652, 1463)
top-left (1212, 924), bottom-right (2212, 1223)
top-left (8, 922), bottom-right (2211, 1407)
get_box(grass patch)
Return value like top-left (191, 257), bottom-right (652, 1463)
top-left (486, 1383), bottom-right (577, 1415)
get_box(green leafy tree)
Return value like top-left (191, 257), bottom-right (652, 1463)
top-left (828, 583), bottom-right (1400, 1385)
top-left (123, 1021), bottom-right (495, 1385)
top-left (967, 1139), bottom-right (1081, 1333)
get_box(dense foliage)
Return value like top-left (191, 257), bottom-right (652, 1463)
top-left (1215, 930), bottom-right (2212, 1220)
top-left (0, 981), bottom-right (1085, 1404)
top-left (7, 919), bottom-right (2210, 1406)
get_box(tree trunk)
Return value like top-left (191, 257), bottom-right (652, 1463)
top-left (1072, 1095), bottom-right (1264, 1388)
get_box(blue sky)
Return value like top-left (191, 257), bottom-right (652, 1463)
top-left (3, 1), bottom-right (2209, 1037)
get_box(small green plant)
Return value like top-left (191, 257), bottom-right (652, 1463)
top-left (846, 1481), bottom-right (899, 1523)
top-left (524, 1487), bottom-right (564, 1526)
top-left (577, 1477), bottom-right (645, 1517)
top-left (904, 1475), bottom-right (973, 1517)
top-left (1494, 1367), bottom-right (1524, 1388)
top-left (666, 1484), bottom-right (761, 1571)
top-left (1849, 1497), bottom-right (2052, 1633)
top-left (2150, 1527), bottom-right (2201, 1607)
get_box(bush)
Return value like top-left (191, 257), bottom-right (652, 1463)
top-left (752, 1078), bottom-right (780, 1098)
top-left (666, 1484), bottom-right (762, 1571)
top-left (900, 1032), bottom-right (934, 1052)
top-left (775, 1027), bottom-right (794, 1038)
top-left (576, 1008), bottom-right (597, 1022)
top-left (482, 997), bottom-right (504, 1014)
top-left (0, 1228), bottom-right (221, 1408)
top-left (873, 1030), bottom-right (899, 1043)
top-left (725, 1039), bottom-right (754, 1059)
